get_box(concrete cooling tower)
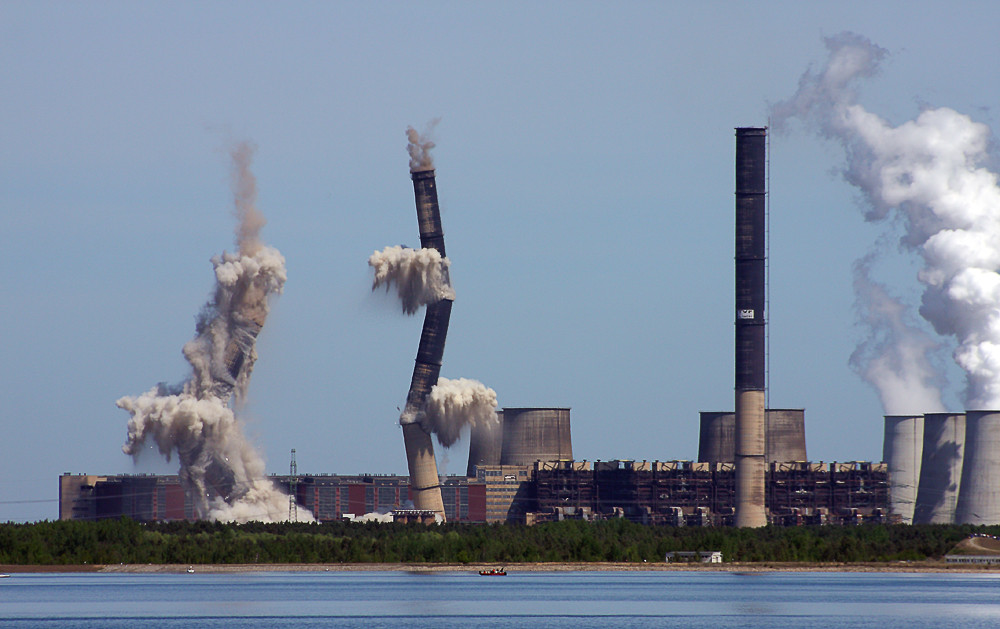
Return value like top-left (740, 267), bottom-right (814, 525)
top-left (882, 414), bottom-right (924, 525)
top-left (698, 410), bottom-right (807, 464)
top-left (955, 410), bottom-right (1000, 525)
top-left (912, 412), bottom-right (965, 525)
top-left (466, 409), bottom-right (503, 477)
top-left (698, 412), bottom-right (735, 464)
top-left (499, 408), bottom-right (572, 466)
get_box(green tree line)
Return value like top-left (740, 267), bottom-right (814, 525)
top-left (0, 518), bottom-right (992, 565)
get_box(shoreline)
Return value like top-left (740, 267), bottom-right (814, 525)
top-left (4, 561), bottom-right (999, 574)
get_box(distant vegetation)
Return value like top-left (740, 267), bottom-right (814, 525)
top-left (0, 519), bottom-right (994, 565)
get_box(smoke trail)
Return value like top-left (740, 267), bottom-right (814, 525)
top-left (118, 141), bottom-right (313, 523)
top-left (407, 121), bottom-right (438, 172)
top-left (230, 141), bottom-right (266, 257)
top-left (773, 32), bottom-right (1000, 409)
top-left (369, 245), bottom-right (455, 314)
top-left (420, 377), bottom-right (499, 447)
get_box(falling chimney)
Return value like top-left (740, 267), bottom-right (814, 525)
top-left (400, 167), bottom-right (452, 519)
top-left (734, 127), bottom-right (767, 527)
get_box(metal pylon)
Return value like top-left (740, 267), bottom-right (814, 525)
top-left (289, 448), bottom-right (298, 522)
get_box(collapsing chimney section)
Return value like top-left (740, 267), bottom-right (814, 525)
top-left (734, 127), bottom-right (768, 528)
top-left (400, 168), bottom-right (452, 518)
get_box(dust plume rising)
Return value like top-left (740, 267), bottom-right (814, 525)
top-left (118, 141), bottom-right (313, 523)
top-left (773, 32), bottom-right (1000, 410)
top-left (407, 121), bottom-right (439, 172)
top-left (230, 141), bottom-right (267, 257)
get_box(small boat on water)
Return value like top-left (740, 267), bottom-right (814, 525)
top-left (478, 567), bottom-right (506, 576)
top-left (0, 574), bottom-right (10, 578)
top-left (186, 567), bottom-right (195, 574)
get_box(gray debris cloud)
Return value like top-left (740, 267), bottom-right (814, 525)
top-left (407, 122), bottom-right (438, 172)
top-left (118, 142), bottom-right (313, 523)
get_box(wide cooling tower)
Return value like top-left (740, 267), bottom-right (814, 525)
top-left (882, 414), bottom-right (924, 525)
top-left (467, 409), bottom-right (503, 477)
top-left (499, 408), bottom-right (572, 466)
top-left (955, 410), bottom-right (1000, 525)
top-left (698, 412), bottom-right (735, 464)
top-left (697, 409), bottom-right (806, 463)
top-left (765, 409), bottom-right (807, 463)
top-left (912, 412), bottom-right (965, 525)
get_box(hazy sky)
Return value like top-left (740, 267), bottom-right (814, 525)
top-left (2, 2), bottom-right (998, 522)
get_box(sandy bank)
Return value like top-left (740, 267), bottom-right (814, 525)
top-left (3, 561), bottom-right (999, 574)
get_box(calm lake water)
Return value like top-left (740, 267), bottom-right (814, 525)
top-left (2, 570), bottom-right (1000, 628)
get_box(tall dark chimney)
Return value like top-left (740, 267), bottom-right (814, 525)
top-left (400, 168), bottom-right (453, 519)
top-left (734, 127), bottom-right (767, 527)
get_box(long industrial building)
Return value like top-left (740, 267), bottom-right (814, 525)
top-left (527, 460), bottom-right (887, 526)
top-left (60, 473), bottom-right (489, 523)
top-left (60, 458), bottom-right (887, 526)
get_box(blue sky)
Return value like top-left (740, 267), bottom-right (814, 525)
top-left (2, 1), bottom-right (998, 522)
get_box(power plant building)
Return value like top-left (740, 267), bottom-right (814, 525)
top-left (527, 460), bottom-right (887, 526)
top-left (60, 461), bottom-right (888, 526)
top-left (474, 464), bottom-right (534, 523)
top-left (59, 473), bottom-right (488, 524)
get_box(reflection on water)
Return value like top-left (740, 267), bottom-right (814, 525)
top-left (2, 571), bottom-right (1000, 628)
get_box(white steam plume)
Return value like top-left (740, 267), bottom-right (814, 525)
top-left (850, 254), bottom-right (946, 414)
top-left (118, 141), bottom-right (313, 523)
top-left (369, 245), bottom-right (455, 314)
top-left (407, 121), bottom-right (439, 172)
top-left (773, 32), bottom-right (1000, 410)
top-left (420, 377), bottom-right (499, 447)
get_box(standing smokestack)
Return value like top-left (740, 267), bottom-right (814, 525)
top-left (399, 165), bottom-right (452, 519)
top-left (734, 127), bottom-right (768, 528)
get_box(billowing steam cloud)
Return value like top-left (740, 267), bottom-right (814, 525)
top-left (369, 245), bottom-right (455, 314)
top-left (118, 141), bottom-right (313, 523)
top-left (773, 32), bottom-right (1000, 411)
top-left (850, 253), bottom-right (946, 413)
top-left (407, 122), bottom-right (438, 172)
top-left (420, 377), bottom-right (499, 447)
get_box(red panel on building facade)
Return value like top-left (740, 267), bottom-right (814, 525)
top-left (467, 484), bottom-right (486, 522)
top-left (348, 485), bottom-right (366, 516)
top-left (164, 483), bottom-right (186, 520)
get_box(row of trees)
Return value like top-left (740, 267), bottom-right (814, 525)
top-left (0, 518), bottom-right (991, 565)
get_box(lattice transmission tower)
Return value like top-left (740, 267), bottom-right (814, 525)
top-left (289, 448), bottom-right (298, 522)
